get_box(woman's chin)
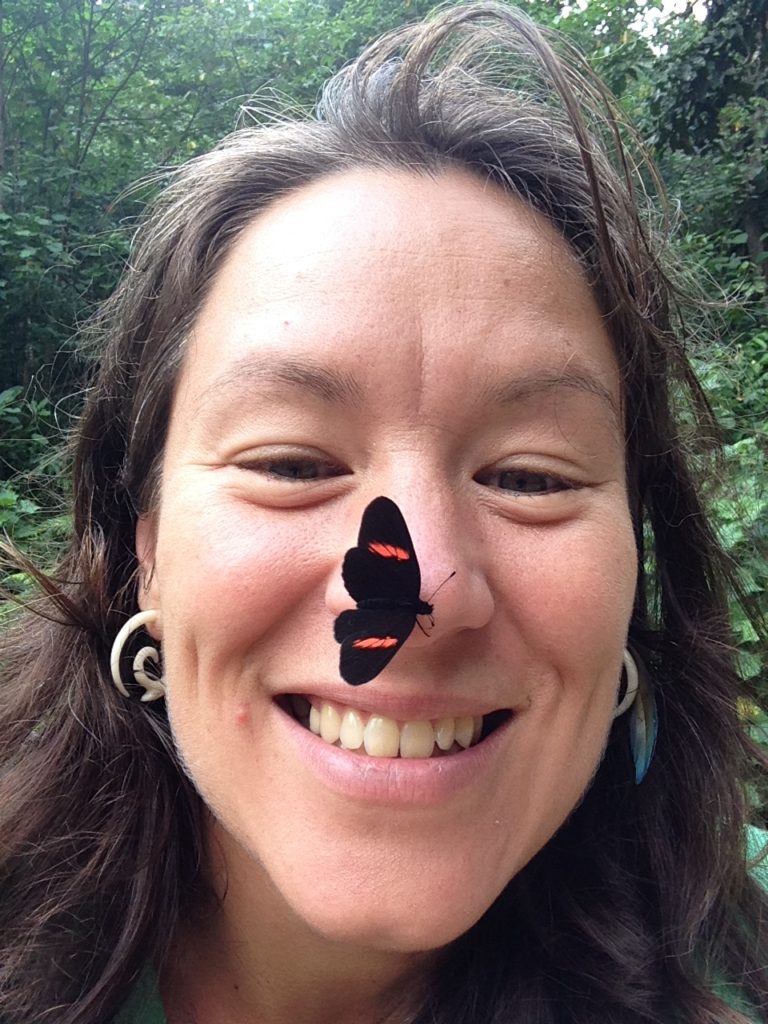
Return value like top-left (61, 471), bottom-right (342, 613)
top-left (282, 886), bottom-right (493, 955)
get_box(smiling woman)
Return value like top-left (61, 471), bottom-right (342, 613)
top-left (132, 168), bottom-right (636, 960)
top-left (1, 3), bottom-right (766, 1024)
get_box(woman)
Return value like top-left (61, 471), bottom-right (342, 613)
top-left (1, 3), bottom-right (766, 1022)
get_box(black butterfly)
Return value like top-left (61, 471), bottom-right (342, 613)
top-left (334, 496), bottom-right (437, 686)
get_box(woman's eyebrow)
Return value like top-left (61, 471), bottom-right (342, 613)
top-left (196, 356), bottom-right (364, 413)
top-left (482, 368), bottom-right (620, 426)
top-left (195, 356), bottom-right (618, 425)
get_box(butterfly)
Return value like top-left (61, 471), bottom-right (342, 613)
top-left (334, 496), bottom-right (446, 686)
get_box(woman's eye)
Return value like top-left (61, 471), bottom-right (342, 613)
top-left (476, 468), bottom-right (572, 494)
top-left (244, 455), bottom-right (346, 482)
top-left (266, 459), bottom-right (327, 481)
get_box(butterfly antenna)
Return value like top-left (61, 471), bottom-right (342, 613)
top-left (426, 571), bottom-right (456, 603)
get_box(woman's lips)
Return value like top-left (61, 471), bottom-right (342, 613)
top-left (276, 694), bottom-right (515, 807)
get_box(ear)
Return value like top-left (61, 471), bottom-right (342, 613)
top-left (135, 515), bottom-right (162, 639)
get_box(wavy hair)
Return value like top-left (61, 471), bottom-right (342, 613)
top-left (1, 3), bottom-right (766, 1021)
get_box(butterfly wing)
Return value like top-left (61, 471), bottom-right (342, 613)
top-left (341, 496), bottom-right (421, 607)
top-left (335, 497), bottom-right (428, 685)
top-left (334, 608), bottom-right (416, 686)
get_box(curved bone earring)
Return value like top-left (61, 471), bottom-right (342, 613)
top-left (613, 647), bottom-right (658, 785)
top-left (613, 649), bottom-right (640, 718)
top-left (109, 609), bottom-right (166, 702)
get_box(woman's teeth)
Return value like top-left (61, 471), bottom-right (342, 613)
top-left (290, 696), bottom-right (485, 759)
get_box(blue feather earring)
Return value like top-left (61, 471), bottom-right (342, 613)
top-left (614, 648), bottom-right (658, 784)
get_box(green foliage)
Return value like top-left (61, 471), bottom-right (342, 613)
top-left (688, 258), bottom-right (767, 701)
top-left (0, 386), bottom-right (53, 478)
top-left (643, 0), bottom-right (768, 718)
top-left (0, 0), bottom-right (446, 399)
top-left (711, 436), bottom-right (767, 682)
top-left (693, 321), bottom-right (768, 441)
top-left (648, 0), bottom-right (767, 157)
top-left (0, 484), bottom-right (69, 555)
top-left (0, 386), bottom-right (70, 591)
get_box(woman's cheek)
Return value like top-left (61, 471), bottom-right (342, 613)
top-left (499, 516), bottom-right (636, 636)
top-left (155, 500), bottom-right (340, 692)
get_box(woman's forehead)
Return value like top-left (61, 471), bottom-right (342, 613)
top-left (179, 166), bottom-right (620, 415)
top-left (200, 166), bottom-right (590, 311)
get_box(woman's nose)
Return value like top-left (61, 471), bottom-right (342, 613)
top-left (404, 499), bottom-right (495, 643)
top-left (325, 492), bottom-right (495, 643)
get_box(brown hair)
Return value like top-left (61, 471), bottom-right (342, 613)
top-left (1, 3), bottom-right (766, 1022)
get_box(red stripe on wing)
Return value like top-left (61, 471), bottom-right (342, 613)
top-left (351, 636), bottom-right (399, 650)
top-left (367, 541), bottom-right (410, 561)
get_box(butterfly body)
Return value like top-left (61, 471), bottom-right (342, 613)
top-left (334, 496), bottom-right (434, 686)
top-left (352, 596), bottom-right (433, 613)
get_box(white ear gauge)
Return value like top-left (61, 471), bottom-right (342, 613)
top-left (109, 609), bottom-right (165, 702)
top-left (613, 648), bottom-right (639, 718)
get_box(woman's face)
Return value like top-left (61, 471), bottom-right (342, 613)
top-left (137, 168), bottom-right (637, 953)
